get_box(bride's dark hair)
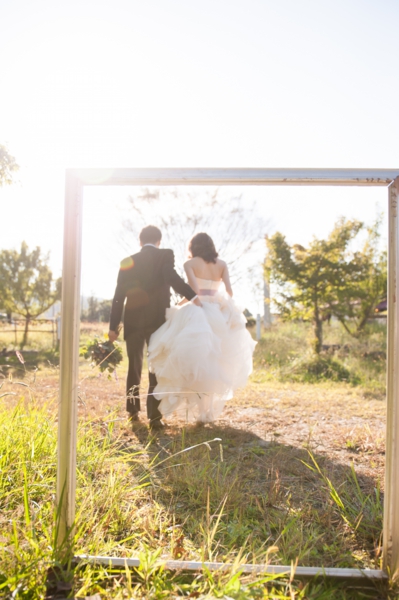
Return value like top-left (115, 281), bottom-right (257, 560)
top-left (189, 233), bottom-right (219, 264)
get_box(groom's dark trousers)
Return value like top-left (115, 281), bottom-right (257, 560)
top-left (109, 245), bottom-right (196, 422)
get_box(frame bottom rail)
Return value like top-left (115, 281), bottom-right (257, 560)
top-left (75, 555), bottom-right (387, 579)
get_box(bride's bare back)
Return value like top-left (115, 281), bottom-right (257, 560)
top-left (184, 256), bottom-right (233, 296)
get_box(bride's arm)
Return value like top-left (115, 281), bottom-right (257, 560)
top-left (183, 260), bottom-right (200, 295)
top-left (222, 262), bottom-right (233, 296)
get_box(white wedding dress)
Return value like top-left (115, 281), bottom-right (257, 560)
top-left (148, 277), bottom-right (256, 423)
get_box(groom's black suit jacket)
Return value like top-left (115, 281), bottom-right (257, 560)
top-left (109, 245), bottom-right (196, 339)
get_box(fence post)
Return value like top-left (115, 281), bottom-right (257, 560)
top-left (256, 314), bottom-right (261, 341)
top-left (263, 278), bottom-right (271, 328)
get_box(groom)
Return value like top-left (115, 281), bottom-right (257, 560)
top-left (108, 225), bottom-right (200, 430)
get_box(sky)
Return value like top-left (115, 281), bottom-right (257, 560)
top-left (1, 0), bottom-right (398, 313)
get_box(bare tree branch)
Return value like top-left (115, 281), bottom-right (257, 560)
top-left (118, 187), bottom-right (269, 301)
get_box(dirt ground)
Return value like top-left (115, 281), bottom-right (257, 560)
top-left (1, 359), bottom-right (386, 572)
top-left (66, 363), bottom-right (386, 487)
top-left (2, 358), bottom-right (386, 488)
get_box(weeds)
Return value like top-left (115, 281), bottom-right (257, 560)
top-left (302, 452), bottom-right (383, 552)
top-left (253, 320), bottom-right (386, 392)
top-left (0, 319), bottom-right (393, 598)
top-left (0, 394), bottom-right (392, 598)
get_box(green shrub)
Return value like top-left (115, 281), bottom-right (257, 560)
top-left (253, 320), bottom-right (386, 391)
top-left (292, 356), bottom-right (352, 383)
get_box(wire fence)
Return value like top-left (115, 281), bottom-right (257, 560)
top-left (0, 317), bottom-right (60, 349)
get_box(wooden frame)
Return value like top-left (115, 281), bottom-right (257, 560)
top-left (58, 168), bottom-right (399, 579)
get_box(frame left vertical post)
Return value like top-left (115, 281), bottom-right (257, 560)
top-left (56, 171), bottom-right (83, 551)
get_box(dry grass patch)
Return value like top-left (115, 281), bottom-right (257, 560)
top-left (0, 322), bottom-right (392, 598)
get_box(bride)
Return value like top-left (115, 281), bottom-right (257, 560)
top-left (148, 232), bottom-right (256, 423)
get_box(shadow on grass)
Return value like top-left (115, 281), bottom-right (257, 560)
top-left (124, 421), bottom-right (382, 571)
top-left (0, 349), bottom-right (59, 378)
top-left (0, 397), bottom-right (388, 600)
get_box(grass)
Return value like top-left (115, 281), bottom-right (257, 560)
top-left (0, 319), bottom-right (394, 597)
top-left (0, 394), bottom-right (393, 598)
top-left (253, 319), bottom-right (386, 394)
top-left (1, 318), bottom-right (387, 394)
top-left (0, 318), bottom-right (58, 352)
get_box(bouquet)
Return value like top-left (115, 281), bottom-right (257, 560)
top-left (80, 338), bottom-right (123, 374)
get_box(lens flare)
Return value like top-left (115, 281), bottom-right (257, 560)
top-left (120, 256), bottom-right (134, 271)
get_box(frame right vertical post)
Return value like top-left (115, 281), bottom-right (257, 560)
top-left (384, 177), bottom-right (399, 577)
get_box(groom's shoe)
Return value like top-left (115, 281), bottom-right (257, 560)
top-left (128, 413), bottom-right (140, 429)
top-left (149, 418), bottom-right (165, 431)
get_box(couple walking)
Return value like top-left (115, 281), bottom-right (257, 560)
top-left (108, 225), bottom-right (256, 431)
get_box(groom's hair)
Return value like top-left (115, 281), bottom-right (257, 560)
top-left (140, 225), bottom-right (162, 245)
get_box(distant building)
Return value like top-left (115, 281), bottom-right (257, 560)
top-left (41, 301), bottom-right (61, 319)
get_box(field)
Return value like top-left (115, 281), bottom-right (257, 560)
top-left (0, 317), bottom-right (59, 352)
top-left (0, 319), bottom-right (395, 599)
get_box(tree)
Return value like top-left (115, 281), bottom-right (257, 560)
top-left (0, 242), bottom-right (61, 348)
top-left (81, 297), bottom-right (112, 322)
top-left (82, 296), bottom-right (100, 322)
top-left (0, 144), bottom-right (19, 186)
top-left (120, 188), bottom-right (268, 295)
top-left (98, 299), bottom-right (112, 322)
top-left (265, 218), bottom-right (386, 354)
top-left (326, 218), bottom-right (387, 336)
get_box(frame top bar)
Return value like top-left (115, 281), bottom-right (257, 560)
top-left (66, 168), bottom-right (399, 187)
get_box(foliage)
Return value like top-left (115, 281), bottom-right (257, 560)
top-left (80, 337), bottom-right (123, 373)
top-left (121, 187), bottom-right (267, 293)
top-left (0, 143), bottom-right (19, 186)
top-left (0, 321), bottom-right (389, 595)
top-left (329, 217), bottom-right (387, 336)
top-left (304, 452), bottom-right (383, 546)
top-left (0, 391), bottom-right (390, 598)
top-left (81, 296), bottom-right (112, 322)
top-left (0, 242), bottom-right (61, 348)
top-left (290, 355), bottom-right (352, 383)
top-left (265, 217), bottom-right (387, 354)
top-left (253, 319), bottom-right (386, 392)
